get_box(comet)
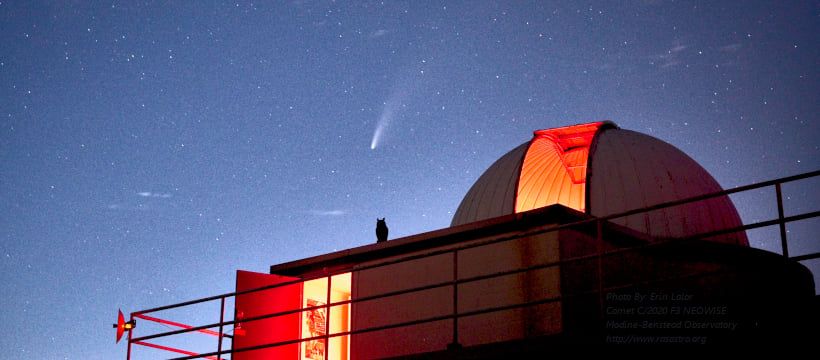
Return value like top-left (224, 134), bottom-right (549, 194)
top-left (370, 120), bottom-right (386, 150)
top-left (370, 71), bottom-right (420, 150)
top-left (370, 96), bottom-right (398, 150)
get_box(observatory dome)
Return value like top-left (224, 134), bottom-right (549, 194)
top-left (451, 121), bottom-right (748, 246)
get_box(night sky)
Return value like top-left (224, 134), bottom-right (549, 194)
top-left (1, 1), bottom-right (818, 358)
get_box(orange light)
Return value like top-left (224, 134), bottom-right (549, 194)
top-left (113, 309), bottom-right (136, 343)
top-left (515, 122), bottom-right (605, 213)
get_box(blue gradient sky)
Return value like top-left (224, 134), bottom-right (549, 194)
top-left (1, 1), bottom-right (818, 358)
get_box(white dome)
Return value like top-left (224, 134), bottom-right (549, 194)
top-left (451, 122), bottom-right (747, 246)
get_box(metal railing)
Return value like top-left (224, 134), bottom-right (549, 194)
top-left (125, 169), bottom-right (820, 359)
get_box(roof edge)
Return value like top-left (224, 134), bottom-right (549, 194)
top-left (271, 204), bottom-right (589, 277)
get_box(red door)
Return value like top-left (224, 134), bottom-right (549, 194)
top-left (233, 270), bottom-right (302, 359)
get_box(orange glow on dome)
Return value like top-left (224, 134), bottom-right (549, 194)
top-left (515, 122), bottom-right (604, 213)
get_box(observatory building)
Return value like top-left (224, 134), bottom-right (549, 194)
top-left (123, 122), bottom-right (817, 358)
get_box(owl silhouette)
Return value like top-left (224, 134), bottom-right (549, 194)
top-left (376, 218), bottom-right (388, 243)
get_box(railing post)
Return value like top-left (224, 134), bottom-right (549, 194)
top-left (775, 183), bottom-right (789, 258)
top-left (325, 275), bottom-right (332, 360)
top-left (596, 219), bottom-right (604, 324)
top-left (126, 313), bottom-right (134, 360)
top-left (217, 297), bottom-right (225, 360)
top-left (448, 250), bottom-right (461, 350)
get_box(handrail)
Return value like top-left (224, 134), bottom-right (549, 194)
top-left (125, 169), bottom-right (819, 359)
top-left (130, 209), bottom-right (820, 345)
top-left (134, 169), bottom-right (820, 317)
top-left (171, 266), bottom-right (734, 360)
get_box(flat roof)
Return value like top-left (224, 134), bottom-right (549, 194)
top-left (270, 205), bottom-right (589, 277)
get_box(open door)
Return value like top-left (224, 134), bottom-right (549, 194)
top-left (233, 270), bottom-right (302, 359)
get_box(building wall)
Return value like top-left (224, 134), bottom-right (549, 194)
top-left (350, 229), bottom-right (563, 358)
top-left (265, 204), bottom-right (814, 353)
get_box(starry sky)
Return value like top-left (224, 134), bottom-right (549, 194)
top-left (1, 1), bottom-right (818, 358)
